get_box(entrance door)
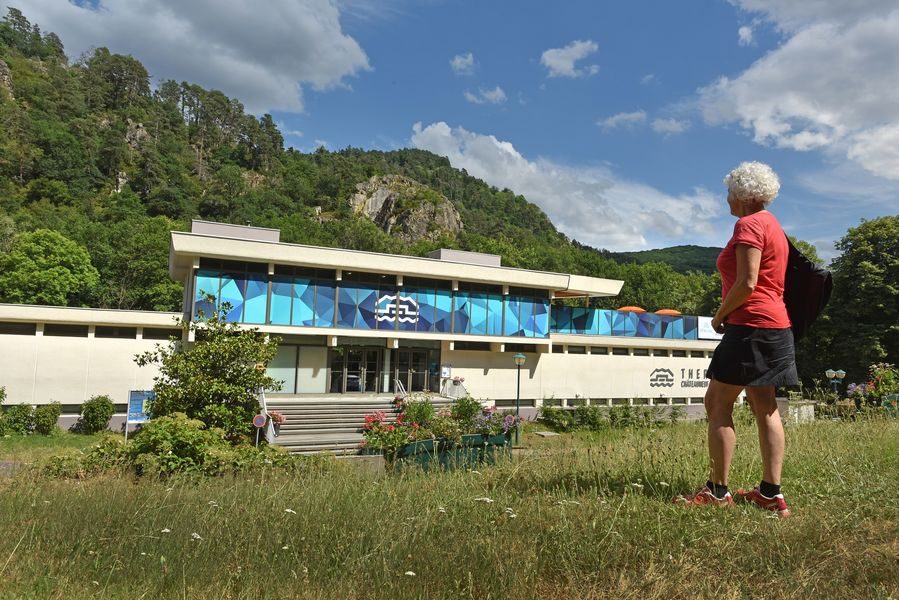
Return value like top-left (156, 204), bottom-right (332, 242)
top-left (345, 349), bottom-right (364, 392)
top-left (395, 349), bottom-right (430, 393)
top-left (329, 347), bottom-right (383, 393)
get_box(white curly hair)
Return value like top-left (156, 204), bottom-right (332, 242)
top-left (723, 161), bottom-right (780, 206)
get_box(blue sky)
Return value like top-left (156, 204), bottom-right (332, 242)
top-left (23, 0), bottom-right (899, 258)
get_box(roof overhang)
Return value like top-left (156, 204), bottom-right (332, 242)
top-left (169, 232), bottom-right (623, 298)
top-left (0, 304), bottom-right (181, 327)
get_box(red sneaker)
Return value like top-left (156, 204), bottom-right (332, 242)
top-left (736, 488), bottom-right (791, 518)
top-left (673, 486), bottom-right (734, 508)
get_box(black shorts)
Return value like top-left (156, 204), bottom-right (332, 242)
top-left (707, 324), bottom-right (799, 387)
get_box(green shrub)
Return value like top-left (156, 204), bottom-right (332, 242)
top-left (540, 405), bottom-right (577, 431)
top-left (4, 404), bottom-right (34, 434)
top-left (403, 396), bottom-right (436, 426)
top-left (668, 405), bottom-right (686, 424)
top-left (78, 395), bottom-right (115, 434)
top-left (574, 405), bottom-right (608, 430)
top-left (128, 413), bottom-right (230, 476)
top-left (450, 395), bottom-right (482, 426)
top-left (608, 405), bottom-right (637, 428)
top-left (33, 402), bottom-right (62, 435)
top-left (0, 387), bottom-right (6, 436)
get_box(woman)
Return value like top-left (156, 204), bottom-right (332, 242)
top-left (676, 161), bottom-right (797, 518)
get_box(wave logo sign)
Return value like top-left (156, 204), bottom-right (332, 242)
top-left (649, 368), bottom-right (675, 387)
top-left (376, 294), bottom-right (419, 324)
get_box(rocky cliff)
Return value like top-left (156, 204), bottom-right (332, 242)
top-left (348, 175), bottom-right (463, 243)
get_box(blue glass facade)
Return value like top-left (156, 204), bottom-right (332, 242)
top-left (194, 262), bottom-right (699, 341)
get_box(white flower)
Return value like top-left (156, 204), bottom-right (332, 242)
top-left (405, 571), bottom-right (416, 577)
top-left (630, 483), bottom-right (644, 490)
top-left (284, 508), bottom-right (296, 514)
top-left (282, 545), bottom-right (289, 550)
top-left (140, 552), bottom-right (147, 556)
top-left (191, 532), bottom-right (202, 541)
top-left (160, 528), bottom-right (171, 534)
top-left (438, 507), bottom-right (446, 514)
top-left (474, 497), bottom-right (494, 503)
top-left (658, 482), bottom-right (670, 487)
top-left (508, 514), bottom-right (517, 519)
top-left (469, 470), bottom-right (481, 475)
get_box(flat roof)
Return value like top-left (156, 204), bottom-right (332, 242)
top-left (169, 231), bottom-right (623, 298)
top-left (0, 304), bottom-right (181, 327)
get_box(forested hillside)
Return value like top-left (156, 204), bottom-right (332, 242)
top-left (608, 246), bottom-right (721, 275)
top-left (0, 9), bottom-right (720, 314)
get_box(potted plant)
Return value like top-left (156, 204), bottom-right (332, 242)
top-left (267, 410), bottom-right (286, 436)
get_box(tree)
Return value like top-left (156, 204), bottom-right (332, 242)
top-left (824, 216), bottom-right (899, 383)
top-left (0, 229), bottom-right (99, 305)
top-left (135, 302), bottom-right (281, 440)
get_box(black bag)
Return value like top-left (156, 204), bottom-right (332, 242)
top-left (783, 236), bottom-right (832, 341)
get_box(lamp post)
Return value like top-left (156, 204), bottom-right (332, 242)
top-left (513, 353), bottom-right (526, 445)
top-left (825, 369), bottom-right (846, 396)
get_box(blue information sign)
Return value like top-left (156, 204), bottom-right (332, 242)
top-left (127, 390), bottom-right (154, 424)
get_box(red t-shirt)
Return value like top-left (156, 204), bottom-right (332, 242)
top-left (716, 210), bottom-right (791, 328)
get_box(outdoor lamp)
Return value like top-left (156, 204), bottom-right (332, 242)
top-left (513, 353), bottom-right (526, 445)
top-left (835, 369), bottom-right (846, 380)
top-left (825, 369), bottom-right (835, 380)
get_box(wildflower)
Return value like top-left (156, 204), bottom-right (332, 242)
top-left (140, 552), bottom-right (147, 556)
top-left (658, 481), bottom-right (670, 487)
top-left (161, 528), bottom-right (171, 534)
top-left (438, 507), bottom-right (446, 514)
top-left (191, 532), bottom-right (202, 541)
top-left (630, 483), bottom-right (644, 490)
top-left (474, 497), bottom-right (495, 503)
top-left (469, 470), bottom-right (481, 475)
top-left (285, 508), bottom-right (296, 514)
top-left (405, 571), bottom-right (416, 577)
top-left (282, 545), bottom-right (289, 550)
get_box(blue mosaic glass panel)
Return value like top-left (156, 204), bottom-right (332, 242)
top-left (194, 269), bottom-right (220, 318)
top-left (534, 299), bottom-right (549, 337)
top-left (552, 306), bottom-right (571, 334)
top-left (337, 285), bottom-right (357, 328)
top-left (434, 289), bottom-right (453, 333)
top-left (244, 273), bottom-right (268, 324)
top-left (597, 309), bottom-right (613, 336)
top-left (376, 286), bottom-right (398, 331)
top-left (519, 298), bottom-right (535, 337)
top-left (660, 315), bottom-right (682, 339)
top-left (453, 292), bottom-right (470, 334)
top-left (270, 277), bottom-right (292, 325)
top-left (611, 311), bottom-right (638, 336)
top-left (220, 273), bottom-right (246, 322)
top-left (682, 316), bottom-right (699, 340)
top-left (570, 307), bottom-right (590, 334)
top-left (470, 293), bottom-right (488, 335)
top-left (396, 288), bottom-right (419, 332)
top-left (504, 298), bottom-right (521, 336)
top-left (356, 285), bottom-right (378, 330)
top-left (487, 294), bottom-right (503, 336)
top-left (292, 279), bottom-right (315, 326)
top-left (314, 281), bottom-right (335, 328)
top-left (416, 289), bottom-right (436, 332)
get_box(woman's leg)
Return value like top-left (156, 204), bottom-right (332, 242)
top-left (745, 385), bottom-right (784, 485)
top-left (704, 379), bottom-right (744, 486)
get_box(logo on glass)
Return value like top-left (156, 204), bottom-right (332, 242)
top-left (376, 294), bottom-right (420, 324)
top-left (649, 368), bottom-right (675, 387)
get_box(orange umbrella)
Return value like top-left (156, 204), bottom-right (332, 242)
top-left (617, 306), bottom-right (646, 312)
top-left (655, 309), bottom-right (682, 315)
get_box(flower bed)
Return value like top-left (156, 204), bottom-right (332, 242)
top-left (361, 395), bottom-right (520, 470)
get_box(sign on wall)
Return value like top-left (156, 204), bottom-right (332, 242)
top-left (127, 390), bottom-right (154, 424)
top-left (376, 294), bottom-right (420, 324)
top-left (697, 317), bottom-right (724, 340)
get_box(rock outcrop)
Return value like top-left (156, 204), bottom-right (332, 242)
top-left (0, 59), bottom-right (13, 99)
top-left (348, 175), bottom-right (463, 243)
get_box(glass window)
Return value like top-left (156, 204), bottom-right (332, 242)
top-left (567, 346), bottom-right (586, 354)
top-left (503, 297), bottom-right (520, 336)
top-left (653, 349), bottom-right (670, 357)
top-left (314, 281), bottom-right (336, 327)
top-left (590, 347), bottom-right (608, 355)
top-left (396, 288), bottom-right (420, 332)
top-left (453, 291), bottom-right (471, 334)
top-left (44, 324), bottom-right (89, 337)
top-left (95, 326), bottom-right (136, 339)
top-left (336, 284), bottom-right (357, 328)
top-left (0, 322), bottom-right (36, 335)
top-left (487, 294), bottom-right (503, 336)
top-left (434, 289), bottom-right (453, 333)
top-left (243, 272), bottom-right (268, 324)
top-left (270, 277), bottom-right (293, 325)
top-left (672, 349), bottom-right (687, 357)
top-left (469, 292), bottom-right (488, 335)
top-left (632, 348), bottom-right (650, 356)
top-left (143, 328), bottom-right (181, 340)
top-left (611, 347), bottom-right (629, 356)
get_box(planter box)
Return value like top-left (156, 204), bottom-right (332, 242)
top-left (392, 433), bottom-right (511, 471)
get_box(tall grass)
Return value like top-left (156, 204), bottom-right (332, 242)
top-left (0, 419), bottom-right (897, 598)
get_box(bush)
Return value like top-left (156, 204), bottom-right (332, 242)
top-left (403, 396), bottom-right (436, 426)
top-left (574, 405), bottom-right (608, 430)
top-left (4, 404), bottom-right (34, 434)
top-left (128, 413), bottom-right (230, 476)
top-left (450, 395), bottom-right (482, 426)
top-left (33, 402), bottom-right (61, 435)
top-left (540, 405), bottom-right (577, 431)
top-left (78, 395), bottom-right (115, 434)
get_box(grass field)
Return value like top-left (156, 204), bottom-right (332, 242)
top-left (0, 417), bottom-right (897, 599)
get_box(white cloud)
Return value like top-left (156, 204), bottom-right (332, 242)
top-left (410, 122), bottom-right (723, 250)
top-left (738, 26), bottom-right (754, 46)
top-left (540, 40), bottom-right (599, 78)
top-left (640, 74), bottom-right (656, 85)
top-left (598, 110), bottom-right (647, 131)
top-left (20, 0), bottom-right (370, 114)
top-left (450, 52), bottom-right (476, 76)
top-left (464, 86), bottom-right (507, 105)
top-left (651, 118), bottom-right (691, 136)
top-left (702, 4), bottom-right (899, 180)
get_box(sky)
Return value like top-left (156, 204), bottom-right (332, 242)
top-left (20, 0), bottom-right (899, 259)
